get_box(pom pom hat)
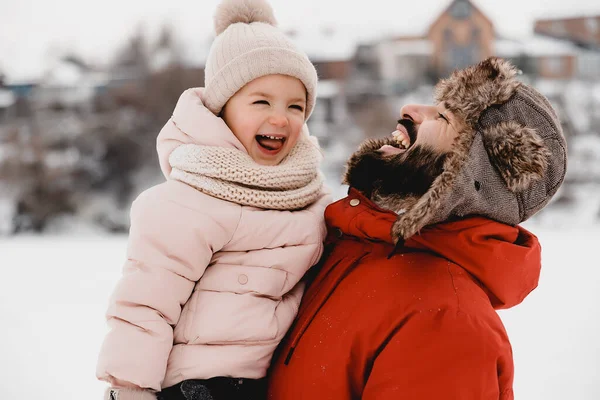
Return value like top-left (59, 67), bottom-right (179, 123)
top-left (203, 0), bottom-right (318, 119)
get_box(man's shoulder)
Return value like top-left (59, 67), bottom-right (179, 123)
top-left (343, 245), bottom-right (494, 316)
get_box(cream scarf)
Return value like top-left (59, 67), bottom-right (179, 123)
top-left (168, 138), bottom-right (324, 210)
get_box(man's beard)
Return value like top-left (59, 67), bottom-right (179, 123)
top-left (344, 137), bottom-right (448, 213)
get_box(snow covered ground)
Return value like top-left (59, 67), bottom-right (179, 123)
top-left (0, 226), bottom-right (598, 399)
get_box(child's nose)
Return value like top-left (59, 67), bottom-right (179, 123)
top-left (268, 111), bottom-right (288, 127)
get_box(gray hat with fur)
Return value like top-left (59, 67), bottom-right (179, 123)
top-left (392, 57), bottom-right (568, 241)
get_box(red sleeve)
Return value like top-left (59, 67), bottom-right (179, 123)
top-left (362, 309), bottom-right (514, 400)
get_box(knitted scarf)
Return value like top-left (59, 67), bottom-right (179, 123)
top-left (168, 138), bottom-right (324, 210)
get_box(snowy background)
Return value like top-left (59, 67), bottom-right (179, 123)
top-left (1, 0), bottom-right (600, 398)
top-left (1, 226), bottom-right (599, 399)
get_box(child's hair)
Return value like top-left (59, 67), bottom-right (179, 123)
top-left (203, 0), bottom-right (318, 120)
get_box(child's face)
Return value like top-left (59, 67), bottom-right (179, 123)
top-left (222, 74), bottom-right (307, 166)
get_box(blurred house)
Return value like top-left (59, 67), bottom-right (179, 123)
top-left (535, 15), bottom-right (600, 49)
top-left (0, 88), bottom-right (16, 124)
top-left (348, 0), bottom-right (496, 98)
top-left (290, 28), bottom-right (362, 147)
top-left (532, 15), bottom-right (600, 81)
top-left (33, 56), bottom-right (108, 112)
top-left (346, 0), bottom-right (600, 100)
top-left (290, 27), bottom-right (354, 82)
top-left (0, 73), bottom-right (16, 123)
top-left (309, 79), bottom-right (359, 146)
top-left (512, 16), bottom-right (600, 140)
top-left (1, 73), bottom-right (37, 120)
top-left (4, 81), bottom-right (37, 100)
top-left (428, 0), bottom-right (495, 77)
top-left (494, 35), bottom-right (579, 81)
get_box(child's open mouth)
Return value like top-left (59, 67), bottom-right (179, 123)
top-left (256, 135), bottom-right (286, 153)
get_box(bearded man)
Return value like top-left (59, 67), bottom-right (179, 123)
top-left (267, 57), bottom-right (567, 400)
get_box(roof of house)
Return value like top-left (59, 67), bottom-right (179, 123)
top-left (523, 35), bottom-right (579, 56)
top-left (535, 11), bottom-right (600, 21)
top-left (496, 35), bottom-right (579, 57)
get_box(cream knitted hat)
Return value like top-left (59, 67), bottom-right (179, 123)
top-left (203, 0), bottom-right (318, 119)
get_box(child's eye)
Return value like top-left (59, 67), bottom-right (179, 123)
top-left (438, 112), bottom-right (449, 122)
top-left (253, 100), bottom-right (269, 105)
top-left (290, 104), bottom-right (304, 112)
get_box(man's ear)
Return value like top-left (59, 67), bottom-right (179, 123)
top-left (482, 121), bottom-right (551, 192)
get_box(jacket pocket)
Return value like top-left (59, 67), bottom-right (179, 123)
top-left (196, 264), bottom-right (288, 298)
top-left (187, 289), bottom-right (281, 343)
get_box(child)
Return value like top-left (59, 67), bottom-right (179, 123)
top-left (96, 1), bottom-right (330, 399)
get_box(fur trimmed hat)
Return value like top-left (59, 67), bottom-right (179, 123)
top-left (391, 57), bottom-right (567, 241)
top-left (203, 0), bottom-right (318, 119)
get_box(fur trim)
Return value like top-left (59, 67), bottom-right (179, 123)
top-left (434, 57), bottom-right (521, 127)
top-left (391, 124), bottom-right (477, 242)
top-left (343, 136), bottom-right (395, 186)
top-left (214, 0), bottom-right (277, 35)
top-left (482, 121), bottom-right (551, 192)
top-left (343, 137), bottom-right (446, 208)
top-left (373, 194), bottom-right (420, 216)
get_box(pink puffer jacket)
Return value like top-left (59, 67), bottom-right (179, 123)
top-left (96, 88), bottom-right (330, 392)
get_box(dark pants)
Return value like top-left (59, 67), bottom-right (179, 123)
top-left (158, 377), bottom-right (267, 400)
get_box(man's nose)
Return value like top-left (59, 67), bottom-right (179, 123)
top-left (400, 104), bottom-right (437, 123)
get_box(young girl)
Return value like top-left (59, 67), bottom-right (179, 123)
top-left (96, 1), bottom-right (330, 399)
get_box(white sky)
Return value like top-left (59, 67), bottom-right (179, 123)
top-left (1, 0), bottom-right (600, 81)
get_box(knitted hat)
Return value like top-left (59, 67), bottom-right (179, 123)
top-left (391, 57), bottom-right (568, 241)
top-left (203, 0), bottom-right (318, 119)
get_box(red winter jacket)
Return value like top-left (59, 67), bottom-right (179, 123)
top-left (267, 189), bottom-right (541, 400)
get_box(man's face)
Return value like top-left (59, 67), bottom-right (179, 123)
top-left (344, 102), bottom-right (464, 208)
top-left (379, 103), bottom-right (462, 156)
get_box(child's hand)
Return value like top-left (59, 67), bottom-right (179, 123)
top-left (105, 388), bottom-right (156, 400)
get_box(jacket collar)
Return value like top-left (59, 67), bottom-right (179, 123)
top-left (324, 188), bottom-right (397, 245)
top-left (283, 189), bottom-right (541, 365)
top-left (326, 188), bottom-right (541, 310)
top-left (156, 88), bottom-right (247, 179)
